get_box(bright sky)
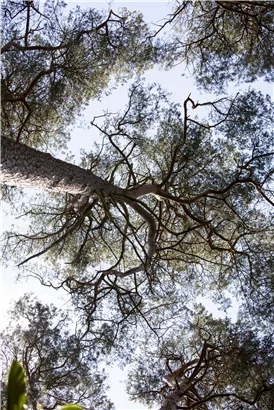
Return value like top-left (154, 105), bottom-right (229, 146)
top-left (1, 1), bottom-right (273, 410)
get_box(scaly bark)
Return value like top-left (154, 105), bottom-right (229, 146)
top-left (1, 136), bottom-right (123, 197)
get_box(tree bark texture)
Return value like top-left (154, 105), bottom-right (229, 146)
top-left (1, 136), bottom-right (123, 197)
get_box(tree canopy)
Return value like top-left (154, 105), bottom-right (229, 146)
top-left (2, 82), bottom-right (273, 334)
top-left (157, 1), bottom-right (274, 92)
top-left (127, 307), bottom-right (274, 409)
top-left (1, 1), bottom-right (273, 409)
top-left (1, 0), bottom-right (156, 149)
top-left (1, 295), bottom-right (113, 410)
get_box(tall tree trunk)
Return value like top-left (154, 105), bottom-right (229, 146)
top-left (1, 137), bottom-right (158, 268)
top-left (1, 136), bottom-right (123, 197)
top-left (159, 380), bottom-right (192, 410)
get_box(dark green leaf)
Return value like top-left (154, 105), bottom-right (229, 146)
top-left (7, 361), bottom-right (26, 410)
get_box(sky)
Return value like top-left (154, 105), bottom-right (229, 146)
top-left (1, 1), bottom-right (274, 410)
